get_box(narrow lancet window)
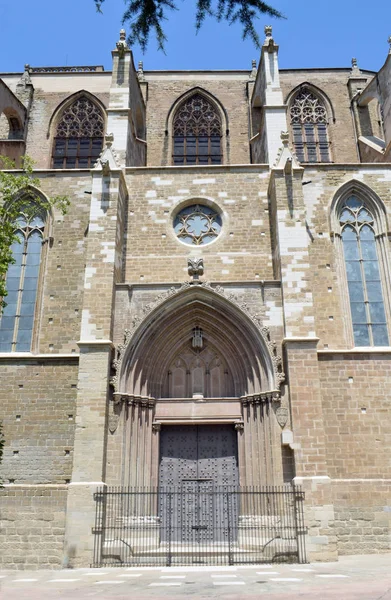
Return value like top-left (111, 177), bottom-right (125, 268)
top-left (340, 196), bottom-right (389, 346)
top-left (290, 88), bottom-right (330, 163)
top-left (0, 206), bottom-right (46, 352)
top-left (52, 96), bottom-right (104, 169)
top-left (173, 93), bottom-right (222, 165)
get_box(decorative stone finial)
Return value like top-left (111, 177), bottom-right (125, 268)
top-left (280, 131), bottom-right (289, 147)
top-left (17, 63), bottom-right (31, 87)
top-left (252, 59), bottom-right (257, 69)
top-left (137, 60), bottom-right (145, 81)
top-left (105, 132), bottom-right (114, 148)
top-left (250, 59), bottom-right (257, 79)
top-left (264, 25), bottom-right (273, 38)
top-left (349, 57), bottom-right (362, 78)
top-left (116, 29), bottom-right (129, 57)
top-left (388, 36), bottom-right (391, 53)
top-left (263, 25), bottom-right (277, 52)
top-left (188, 257), bottom-right (204, 281)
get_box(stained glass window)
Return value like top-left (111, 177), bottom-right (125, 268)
top-left (174, 204), bottom-right (222, 245)
top-left (340, 196), bottom-right (389, 346)
top-left (173, 94), bottom-right (222, 165)
top-left (52, 96), bottom-right (104, 169)
top-left (0, 206), bottom-right (46, 352)
top-left (290, 89), bottom-right (330, 163)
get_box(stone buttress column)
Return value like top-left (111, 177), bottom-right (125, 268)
top-left (63, 148), bottom-right (127, 566)
top-left (269, 137), bottom-right (337, 561)
top-left (250, 27), bottom-right (288, 166)
top-left (107, 29), bottom-right (146, 167)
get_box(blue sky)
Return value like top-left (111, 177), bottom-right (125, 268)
top-left (0, 0), bottom-right (389, 72)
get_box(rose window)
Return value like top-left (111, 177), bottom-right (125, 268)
top-left (174, 204), bottom-right (222, 245)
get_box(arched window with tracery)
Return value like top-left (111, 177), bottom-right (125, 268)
top-left (290, 88), bottom-right (330, 163)
top-left (0, 203), bottom-right (47, 352)
top-left (172, 93), bottom-right (222, 165)
top-left (339, 196), bottom-right (389, 347)
top-left (52, 96), bottom-right (104, 168)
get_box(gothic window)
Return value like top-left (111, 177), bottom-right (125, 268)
top-left (173, 93), bottom-right (222, 165)
top-left (340, 196), bottom-right (389, 347)
top-left (290, 88), bottom-right (330, 163)
top-left (174, 204), bottom-right (222, 245)
top-left (0, 205), bottom-right (46, 352)
top-left (52, 96), bottom-right (104, 169)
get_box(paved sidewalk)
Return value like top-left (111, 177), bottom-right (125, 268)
top-left (0, 554), bottom-right (390, 599)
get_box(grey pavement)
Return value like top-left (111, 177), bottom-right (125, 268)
top-left (0, 554), bottom-right (390, 600)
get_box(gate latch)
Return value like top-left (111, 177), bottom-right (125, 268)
top-left (192, 525), bottom-right (208, 530)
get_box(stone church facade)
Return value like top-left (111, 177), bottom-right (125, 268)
top-left (0, 27), bottom-right (390, 568)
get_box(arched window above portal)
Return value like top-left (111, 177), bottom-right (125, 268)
top-left (288, 85), bottom-right (332, 163)
top-left (51, 94), bottom-right (105, 169)
top-left (172, 92), bottom-right (223, 165)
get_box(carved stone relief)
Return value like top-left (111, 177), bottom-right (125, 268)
top-left (275, 406), bottom-right (289, 428)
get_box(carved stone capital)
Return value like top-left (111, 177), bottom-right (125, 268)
top-left (152, 422), bottom-right (161, 432)
top-left (235, 421), bottom-right (244, 432)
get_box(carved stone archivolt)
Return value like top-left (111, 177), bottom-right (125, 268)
top-left (110, 281), bottom-right (285, 395)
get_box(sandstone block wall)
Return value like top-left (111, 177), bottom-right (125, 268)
top-left (0, 360), bottom-right (78, 484)
top-left (124, 166), bottom-right (273, 283)
top-left (0, 486), bottom-right (68, 569)
top-left (36, 174), bottom-right (91, 353)
top-left (332, 481), bottom-right (391, 555)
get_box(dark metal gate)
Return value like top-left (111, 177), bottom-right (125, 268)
top-left (92, 486), bottom-right (307, 567)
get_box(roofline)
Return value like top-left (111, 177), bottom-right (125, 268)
top-left (0, 67), bottom-right (377, 77)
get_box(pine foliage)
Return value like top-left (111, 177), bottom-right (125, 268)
top-left (95, 0), bottom-right (284, 52)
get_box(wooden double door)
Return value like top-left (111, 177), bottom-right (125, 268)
top-left (159, 424), bottom-right (239, 543)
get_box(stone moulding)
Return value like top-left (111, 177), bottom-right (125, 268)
top-left (112, 393), bottom-right (155, 408)
top-left (110, 280), bottom-right (285, 394)
top-left (240, 392), bottom-right (281, 405)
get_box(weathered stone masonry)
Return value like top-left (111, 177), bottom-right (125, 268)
top-left (0, 28), bottom-right (390, 568)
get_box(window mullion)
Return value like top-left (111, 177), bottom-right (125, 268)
top-left (12, 233), bottom-right (28, 352)
top-left (358, 233), bottom-right (373, 346)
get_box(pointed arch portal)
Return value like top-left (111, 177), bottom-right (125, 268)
top-left (118, 284), bottom-right (279, 399)
top-left (113, 284), bottom-right (284, 489)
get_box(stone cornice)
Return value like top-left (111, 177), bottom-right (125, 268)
top-left (318, 347), bottom-right (391, 355)
top-left (0, 353), bottom-right (79, 360)
top-left (283, 337), bottom-right (320, 346)
top-left (77, 339), bottom-right (114, 348)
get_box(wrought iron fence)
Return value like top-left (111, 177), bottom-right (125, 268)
top-left (92, 485), bottom-right (306, 567)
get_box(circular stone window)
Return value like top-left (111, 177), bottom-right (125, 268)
top-left (173, 204), bottom-right (222, 245)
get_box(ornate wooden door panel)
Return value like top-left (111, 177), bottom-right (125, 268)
top-left (159, 425), bottom-right (238, 543)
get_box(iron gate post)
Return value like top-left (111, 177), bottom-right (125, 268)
top-left (293, 485), bottom-right (307, 564)
top-left (167, 491), bottom-right (172, 567)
